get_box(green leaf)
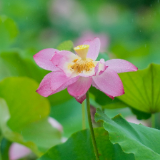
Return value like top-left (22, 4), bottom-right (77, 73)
top-left (95, 109), bottom-right (160, 160)
top-left (57, 40), bottom-right (73, 51)
top-left (90, 87), bottom-right (127, 109)
top-left (0, 16), bottom-right (18, 50)
top-left (112, 144), bottom-right (134, 160)
top-left (0, 98), bottom-right (41, 156)
top-left (0, 77), bottom-right (50, 130)
top-left (17, 118), bottom-right (61, 153)
top-left (38, 128), bottom-right (134, 160)
top-left (118, 63), bottom-right (160, 114)
top-left (0, 77), bottom-right (62, 155)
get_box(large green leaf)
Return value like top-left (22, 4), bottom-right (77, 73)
top-left (38, 128), bottom-right (134, 160)
top-left (95, 109), bottom-right (160, 160)
top-left (118, 63), bottom-right (160, 113)
top-left (0, 16), bottom-right (18, 50)
top-left (0, 98), bottom-right (40, 155)
top-left (16, 118), bottom-right (61, 153)
top-left (0, 77), bottom-right (62, 155)
top-left (0, 77), bottom-right (50, 130)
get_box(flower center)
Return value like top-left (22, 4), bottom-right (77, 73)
top-left (70, 58), bottom-right (95, 73)
top-left (74, 45), bottom-right (89, 60)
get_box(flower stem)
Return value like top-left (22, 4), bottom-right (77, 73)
top-left (151, 113), bottom-right (156, 128)
top-left (82, 101), bottom-right (86, 130)
top-left (86, 91), bottom-right (99, 160)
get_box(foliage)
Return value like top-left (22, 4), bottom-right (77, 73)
top-left (38, 128), bottom-right (134, 160)
top-left (0, 77), bottom-right (62, 155)
top-left (118, 63), bottom-right (160, 114)
top-left (95, 109), bottom-right (160, 160)
top-left (1, 0), bottom-right (160, 159)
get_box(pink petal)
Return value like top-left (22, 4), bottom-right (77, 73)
top-left (94, 62), bottom-right (108, 76)
top-left (51, 51), bottom-right (70, 66)
top-left (33, 48), bottom-right (59, 71)
top-left (55, 76), bottom-right (80, 93)
top-left (75, 94), bottom-right (86, 103)
top-left (83, 38), bottom-right (100, 60)
top-left (94, 63), bottom-right (99, 75)
top-left (92, 68), bottom-right (124, 97)
top-left (51, 50), bottom-right (77, 66)
top-left (48, 117), bottom-right (63, 132)
top-left (100, 59), bottom-right (105, 64)
top-left (92, 80), bottom-right (114, 99)
top-left (36, 72), bottom-right (55, 97)
top-left (50, 71), bottom-right (70, 91)
top-left (36, 71), bottom-right (69, 97)
top-left (37, 71), bottom-right (79, 97)
top-left (105, 59), bottom-right (138, 73)
top-left (9, 143), bottom-right (31, 160)
top-left (68, 77), bottom-right (92, 97)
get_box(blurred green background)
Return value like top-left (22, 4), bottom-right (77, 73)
top-left (0, 0), bottom-right (160, 159)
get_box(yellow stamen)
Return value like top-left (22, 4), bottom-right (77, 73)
top-left (70, 58), bottom-right (95, 73)
top-left (74, 45), bottom-right (89, 60)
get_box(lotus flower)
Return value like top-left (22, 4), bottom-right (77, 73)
top-left (33, 38), bottom-right (137, 103)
